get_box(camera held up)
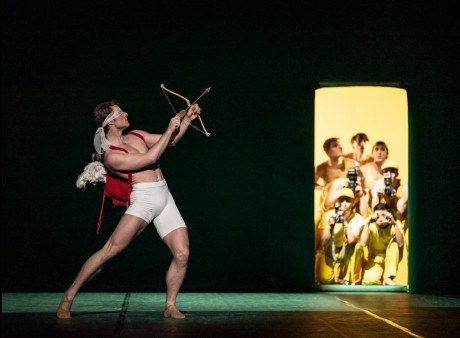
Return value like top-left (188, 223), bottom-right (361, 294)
top-left (347, 168), bottom-right (357, 191)
top-left (333, 202), bottom-right (345, 223)
top-left (383, 172), bottom-right (394, 196)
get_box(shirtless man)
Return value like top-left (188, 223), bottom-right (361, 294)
top-left (315, 137), bottom-right (360, 191)
top-left (360, 141), bottom-right (389, 191)
top-left (57, 99), bottom-right (201, 319)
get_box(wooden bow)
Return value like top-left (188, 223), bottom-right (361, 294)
top-left (160, 84), bottom-right (211, 136)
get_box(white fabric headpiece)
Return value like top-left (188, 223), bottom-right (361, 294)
top-left (93, 108), bottom-right (123, 154)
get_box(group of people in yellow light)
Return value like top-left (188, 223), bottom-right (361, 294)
top-left (314, 133), bottom-right (409, 286)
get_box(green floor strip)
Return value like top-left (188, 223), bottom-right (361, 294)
top-left (316, 284), bottom-right (408, 292)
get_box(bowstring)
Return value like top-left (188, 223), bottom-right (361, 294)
top-left (161, 87), bottom-right (178, 114)
top-left (160, 87), bottom-right (207, 135)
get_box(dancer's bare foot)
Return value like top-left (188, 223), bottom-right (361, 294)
top-left (163, 305), bottom-right (185, 319)
top-left (57, 293), bottom-right (73, 319)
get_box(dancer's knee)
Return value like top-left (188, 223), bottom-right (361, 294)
top-left (174, 247), bottom-right (189, 266)
top-left (100, 244), bottom-right (124, 261)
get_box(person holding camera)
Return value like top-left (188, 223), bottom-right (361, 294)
top-left (314, 138), bottom-right (360, 232)
top-left (322, 168), bottom-right (370, 218)
top-left (317, 188), bottom-right (365, 284)
top-left (369, 160), bottom-right (409, 285)
top-left (314, 138), bottom-right (360, 283)
top-left (360, 203), bottom-right (405, 285)
top-left (370, 160), bottom-right (408, 222)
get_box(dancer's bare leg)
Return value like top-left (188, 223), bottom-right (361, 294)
top-left (57, 215), bottom-right (148, 318)
top-left (162, 227), bottom-right (189, 319)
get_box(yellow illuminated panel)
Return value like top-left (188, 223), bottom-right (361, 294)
top-left (314, 86), bottom-right (408, 287)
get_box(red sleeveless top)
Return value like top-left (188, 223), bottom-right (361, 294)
top-left (96, 131), bottom-right (145, 234)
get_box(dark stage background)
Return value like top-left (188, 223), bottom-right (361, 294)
top-left (3, 1), bottom-right (458, 294)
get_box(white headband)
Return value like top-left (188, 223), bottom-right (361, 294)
top-left (93, 108), bottom-right (123, 154)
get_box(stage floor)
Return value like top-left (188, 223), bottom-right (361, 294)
top-left (2, 292), bottom-right (459, 337)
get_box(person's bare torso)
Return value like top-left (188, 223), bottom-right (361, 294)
top-left (316, 158), bottom-right (358, 187)
top-left (362, 162), bottom-right (382, 190)
top-left (106, 133), bottom-right (165, 184)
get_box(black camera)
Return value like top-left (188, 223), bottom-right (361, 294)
top-left (383, 172), bottom-right (394, 196)
top-left (334, 215), bottom-right (345, 223)
top-left (333, 202), bottom-right (345, 223)
top-left (347, 168), bottom-right (357, 191)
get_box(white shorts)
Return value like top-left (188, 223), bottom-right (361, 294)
top-left (125, 180), bottom-right (186, 238)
